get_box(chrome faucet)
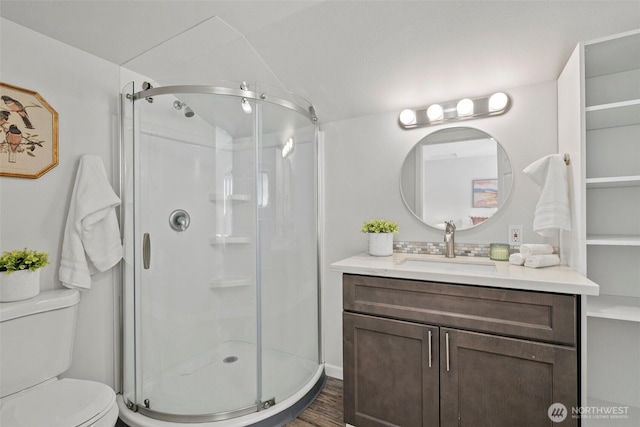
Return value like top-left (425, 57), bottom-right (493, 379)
top-left (444, 220), bottom-right (456, 258)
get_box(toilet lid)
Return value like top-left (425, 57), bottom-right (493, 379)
top-left (0, 378), bottom-right (116, 427)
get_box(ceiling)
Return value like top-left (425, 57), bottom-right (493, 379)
top-left (1, 1), bottom-right (639, 123)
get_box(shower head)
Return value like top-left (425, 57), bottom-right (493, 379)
top-left (173, 100), bottom-right (194, 118)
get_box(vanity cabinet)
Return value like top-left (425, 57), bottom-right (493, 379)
top-left (342, 274), bottom-right (578, 427)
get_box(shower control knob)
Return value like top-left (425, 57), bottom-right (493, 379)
top-left (169, 209), bottom-right (191, 232)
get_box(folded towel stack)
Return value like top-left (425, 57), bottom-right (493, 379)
top-left (519, 244), bottom-right (554, 257)
top-left (509, 253), bottom-right (525, 266)
top-left (510, 244), bottom-right (559, 268)
top-left (525, 254), bottom-right (560, 268)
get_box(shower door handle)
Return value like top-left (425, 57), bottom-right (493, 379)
top-left (143, 233), bottom-right (151, 269)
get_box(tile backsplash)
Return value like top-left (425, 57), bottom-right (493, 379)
top-left (394, 241), bottom-right (497, 257)
top-left (394, 241), bottom-right (558, 257)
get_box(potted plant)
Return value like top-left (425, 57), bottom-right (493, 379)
top-left (361, 219), bottom-right (399, 257)
top-left (0, 248), bottom-right (49, 302)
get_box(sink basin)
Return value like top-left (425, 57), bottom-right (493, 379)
top-left (401, 258), bottom-right (497, 273)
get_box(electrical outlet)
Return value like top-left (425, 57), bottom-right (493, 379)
top-left (508, 225), bottom-right (523, 245)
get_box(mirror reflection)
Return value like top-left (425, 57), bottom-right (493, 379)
top-left (400, 127), bottom-right (512, 230)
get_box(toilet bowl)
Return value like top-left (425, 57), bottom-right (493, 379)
top-left (0, 289), bottom-right (118, 426)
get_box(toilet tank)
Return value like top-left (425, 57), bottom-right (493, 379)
top-left (0, 289), bottom-right (80, 398)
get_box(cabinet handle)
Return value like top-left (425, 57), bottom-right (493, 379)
top-left (143, 233), bottom-right (151, 269)
top-left (445, 332), bottom-right (450, 372)
top-left (428, 330), bottom-right (432, 368)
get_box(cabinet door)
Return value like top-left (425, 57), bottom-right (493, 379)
top-left (343, 312), bottom-right (439, 426)
top-left (440, 328), bottom-right (577, 427)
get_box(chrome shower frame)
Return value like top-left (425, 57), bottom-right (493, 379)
top-left (131, 84), bottom-right (318, 123)
top-left (119, 82), bottom-right (323, 425)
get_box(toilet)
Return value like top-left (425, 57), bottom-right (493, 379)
top-left (0, 289), bottom-right (119, 426)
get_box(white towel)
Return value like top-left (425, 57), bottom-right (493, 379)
top-left (519, 244), bottom-right (554, 258)
top-left (524, 254), bottom-right (560, 268)
top-left (509, 253), bottom-right (525, 266)
top-left (59, 155), bottom-right (123, 290)
top-left (523, 154), bottom-right (572, 237)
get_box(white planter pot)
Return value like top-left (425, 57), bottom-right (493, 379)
top-left (0, 269), bottom-right (41, 302)
top-left (368, 233), bottom-right (394, 257)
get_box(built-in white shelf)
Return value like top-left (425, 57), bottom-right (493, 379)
top-left (209, 194), bottom-right (251, 202)
top-left (577, 31), bottom-right (640, 424)
top-left (587, 295), bottom-right (640, 322)
top-left (586, 99), bottom-right (640, 130)
top-left (586, 235), bottom-right (640, 246)
top-left (586, 176), bottom-right (640, 188)
top-left (209, 278), bottom-right (252, 289)
top-left (585, 69), bottom-right (640, 107)
top-left (209, 236), bottom-right (251, 245)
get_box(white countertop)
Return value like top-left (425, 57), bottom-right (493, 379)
top-left (331, 253), bottom-right (599, 296)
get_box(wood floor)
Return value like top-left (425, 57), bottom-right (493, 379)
top-left (285, 377), bottom-right (344, 427)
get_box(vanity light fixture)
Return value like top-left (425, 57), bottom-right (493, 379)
top-left (426, 104), bottom-right (444, 121)
top-left (456, 98), bottom-right (474, 116)
top-left (398, 92), bottom-right (511, 129)
top-left (282, 137), bottom-right (295, 159)
top-left (399, 109), bottom-right (417, 126)
top-left (489, 92), bottom-right (509, 111)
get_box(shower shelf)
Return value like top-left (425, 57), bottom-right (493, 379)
top-left (209, 236), bottom-right (251, 245)
top-left (210, 278), bottom-right (252, 289)
top-left (209, 194), bottom-right (251, 202)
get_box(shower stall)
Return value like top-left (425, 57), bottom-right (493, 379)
top-left (117, 81), bottom-right (322, 426)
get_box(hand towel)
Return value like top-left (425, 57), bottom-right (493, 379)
top-left (519, 243), bottom-right (554, 258)
top-left (524, 254), bottom-right (560, 268)
top-left (523, 154), bottom-right (572, 237)
top-left (59, 155), bottom-right (123, 290)
top-left (509, 253), bottom-right (525, 266)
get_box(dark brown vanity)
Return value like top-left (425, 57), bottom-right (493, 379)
top-left (342, 273), bottom-right (580, 427)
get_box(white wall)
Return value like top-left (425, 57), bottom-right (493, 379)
top-left (321, 80), bottom-right (559, 377)
top-left (0, 18), bottom-right (120, 388)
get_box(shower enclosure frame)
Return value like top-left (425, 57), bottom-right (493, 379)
top-left (118, 82), bottom-right (324, 425)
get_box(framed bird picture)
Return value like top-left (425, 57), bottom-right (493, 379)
top-left (1, 82), bottom-right (58, 178)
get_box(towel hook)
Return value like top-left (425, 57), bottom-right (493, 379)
top-left (563, 153), bottom-right (570, 165)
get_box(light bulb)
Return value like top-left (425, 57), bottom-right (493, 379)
top-left (489, 92), bottom-right (509, 111)
top-left (426, 104), bottom-right (444, 121)
top-left (456, 98), bottom-right (474, 116)
top-left (399, 109), bottom-right (416, 126)
top-left (241, 97), bottom-right (252, 114)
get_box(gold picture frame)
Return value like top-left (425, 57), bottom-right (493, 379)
top-left (1, 82), bottom-right (59, 178)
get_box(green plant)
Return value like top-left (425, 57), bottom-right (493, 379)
top-left (0, 248), bottom-right (50, 274)
top-left (361, 219), bottom-right (399, 234)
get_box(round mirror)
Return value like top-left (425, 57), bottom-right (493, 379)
top-left (400, 127), bottom-right (512, 230)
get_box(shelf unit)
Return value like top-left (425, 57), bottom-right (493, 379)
top-left (587, 295), bottom-right (640, 322)
top-left (209, 278), bottom-right (252, 289)
top-left (208, 236), bottom-right (251, 245)
top-left (559, 28), bottom-right (640, 425)
top-left (209, 193), bottom-right (251, 203)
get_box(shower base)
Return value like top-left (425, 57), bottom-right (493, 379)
top-left (118, 340), bottom-right (324, 426)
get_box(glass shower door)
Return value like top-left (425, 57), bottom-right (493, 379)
top-left (258, 101), bottom-right (319, 405)
top-left (132, 92), bottom-right (259, 419)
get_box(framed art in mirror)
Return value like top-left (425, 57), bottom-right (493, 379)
top-left (1, 82), bottom-right (58, 178)
top-left (472, 179), bottom-right (498, 208)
